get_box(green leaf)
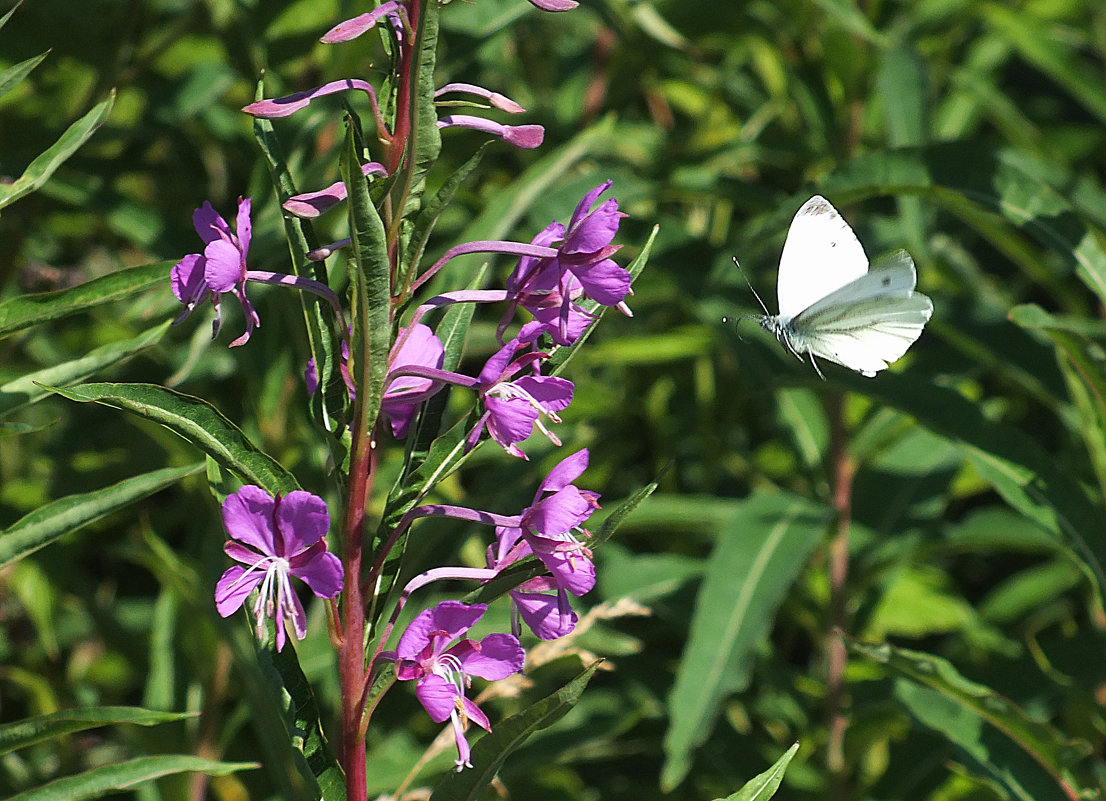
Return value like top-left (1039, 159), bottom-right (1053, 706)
top-left (401, 0), bottom-right (442, 220)
top-left (6, 755), bottom-right (257, 801)
top-left (0, 463), bottom-right (203, 568)
top-left (0, 50), bottom-right (48, 103)
top-left (342, 120), bottom-right (392, 438)
top-left (0, 90), bottom-right (116, 211)
top-left (849, 639), bottom-right (1093, 801)
top-left (430, 662), bottom-right (602, 801)
top-left (0, 261), bottom-right (172, 338)
top-left (44, 382), bottom-right (299, 494)
top-left (661, 491), bottom-right (830, 791)
top-left (716, 742), bottom-right (800, 801)
top-left (251, 78), bottom-right (347, 440)
top-left (261, 644), bottom-right (347, 801)
top-left (0, 706), bottom-right (194, 755)
top-left (0, 321), bottom-right (171, 417)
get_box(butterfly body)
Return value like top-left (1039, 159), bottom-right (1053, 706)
top-left (759, 195), bottom-right (933, 378)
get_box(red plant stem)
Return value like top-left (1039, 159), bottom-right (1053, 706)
top-left (339, 414), bottom-right (372, 801)
top-left (825, 391), bottom-right (855, 798)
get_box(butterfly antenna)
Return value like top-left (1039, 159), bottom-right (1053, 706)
top-left (732, 256), bottom-right (771, 316)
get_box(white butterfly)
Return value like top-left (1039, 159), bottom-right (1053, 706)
top-left (754, 195), bottom-right (933, 378)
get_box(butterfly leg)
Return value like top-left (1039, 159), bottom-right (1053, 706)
top-left (807, 350), bottom-right (826, 380)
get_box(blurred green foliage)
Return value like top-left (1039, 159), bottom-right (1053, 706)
top-left (3, 0), bottom-right (1106, 799)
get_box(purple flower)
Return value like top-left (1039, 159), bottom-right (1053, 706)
top-left (487, 449), bottom-right (598, 639)
top-left (467, 337), bottom-right (573, 459)
top-left (504, 182), bottom-right (632, 344)
top-left (394, 601), bottom-right (524, 771)
top-left (382, 324), bottom-right (446, 439)
top-left (214, 486), bottom-right (343, 652)
top-left (171, 198), bottom-right (260, 347)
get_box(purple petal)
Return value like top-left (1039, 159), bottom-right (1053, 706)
top-left (386, 324), bottom-right (445, 394)
top-left (274, 490), bottom-right (331, 554)
top-left (290, 545), bottom-right (344, 599)
top-left (528, 486), bottom-right (595, 537)
top-left (567, 181), bottom-right (612, 232)
top-left (382, 402), bottom-right (417, 440)
top-left (563, 197), bottom-right (620, 254)
top-left (227, 289), bottom-right (260, 348)
top-left (305, 358), bottom-right (319, 395)
top-left (224, 540), bottom-right (264, 566)
top-left (511, 589), bottom-right (577, 639)
top-left (214, 565), bottom-right (263, 617)
top-left (537, 547), bottom-right (596, 595)
top-left (396, 601), bottom-right (486, 659)
top-left (235, 197), bottom-right (252, 254)
top-left (478, 339), bottom-right (522, 384)
top-left (171, 253), bottom-right (208, 306)
top-left (457, 633), bottom-right (525, 680)
top-left (513, 375), bottom-right (573, 414)
top-left (462, 695), bottom-right (491, 731)
top-left (416, 674), bottom-right (460, 723)
top-left (221, 486), bottom-right (278, 555)
top-left (538, 448), bottom-right (590, 495)
top-left (203, 239), bottom-right (244, 293)
top-left (485, 395), bottom-right (539, 447)
top-left (570, 257), bottom-right (631, 306)
top-left (193, 201), bottom-right (230, 244)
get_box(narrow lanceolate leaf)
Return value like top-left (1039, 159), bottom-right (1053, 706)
top-left (849, 639), bottom-right (1092, 801)
top-left (402, 0), bottom-right (442, 219)
top-left (0, 50), bottom-right (49, 103)
top-left (251, 77), bottom-right (346, 439)
top-left (342, 121), bottom-right (392, 438)
top-left (6, 755), bottom-right (257, 801)
top-left (661, 491), bottom-right (830, 792)
top-left (592, 474), bottom-right (662, 548)
top-left (0, 463), bottom-right (203, 568)
top-left (717, 742), bottom-right (800, 801)
top-left (263, 643), bottom-right (347, 801)
top-left (0, 707), bottom-right (195, 755)
top-left (0, 90), bottom-right (116, 212)
top-left (430, 662), bottom-right (602, 801)
top-left (0, 261), bottom-right (172, 338)
top-left (0, 321), bottom-right (171, 417)
top-left (44, 382), bottom-right (299, 495)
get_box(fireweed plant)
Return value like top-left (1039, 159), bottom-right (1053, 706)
top-left (165, 1), bottom-right (654, 798)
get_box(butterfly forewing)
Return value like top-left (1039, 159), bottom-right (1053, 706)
top-left (776, 195), bottom-right (869, 319)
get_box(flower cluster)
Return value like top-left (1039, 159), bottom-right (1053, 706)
top-left (186, 0), bottom-right (628, 783)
